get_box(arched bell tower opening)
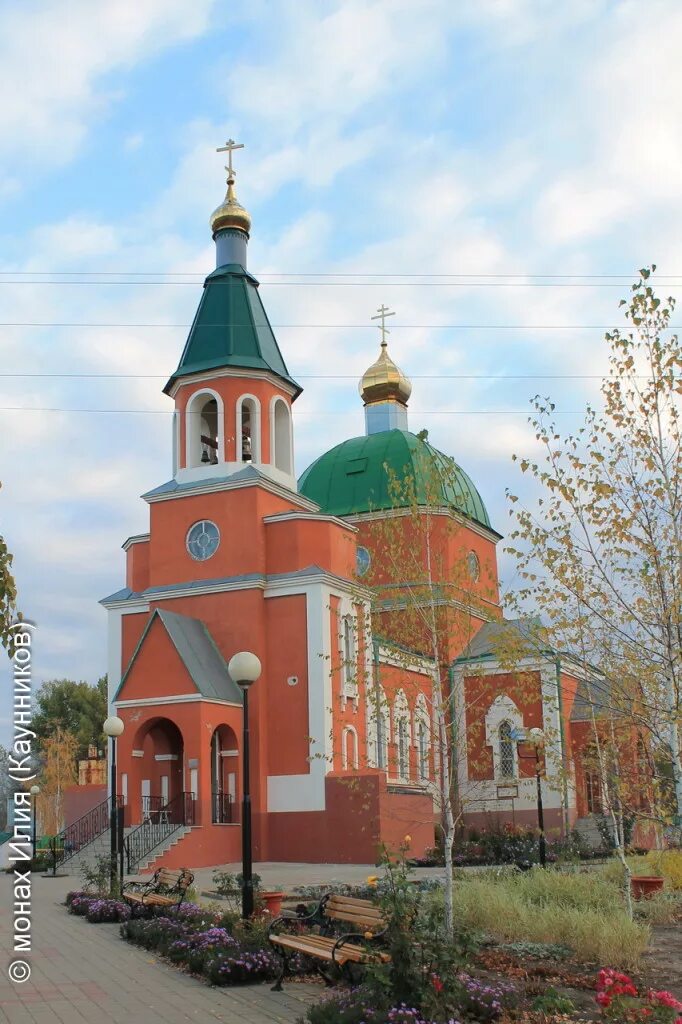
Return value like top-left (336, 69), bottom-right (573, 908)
top-left (272, 397), bottom-right (293, 475)
top-left (186, 389), bottom-right (224, 469)
top-left (237, 395), bottom-right (261, 464)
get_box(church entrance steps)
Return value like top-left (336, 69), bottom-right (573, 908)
top-left (136, 825), bottom-right (192, 873)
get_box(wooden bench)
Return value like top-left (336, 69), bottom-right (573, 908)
top-left (122, 868), bottom-right (194, 914)
top-left (269, 893), bottom-right (389, 990)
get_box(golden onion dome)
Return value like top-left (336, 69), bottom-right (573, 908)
top-left (210, 177), bottom-right (252, 237)
top-left (359, 339), bottom-right (412, 406)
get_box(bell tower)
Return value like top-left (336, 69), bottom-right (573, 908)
top-left (164, 141), bottom-right (301, 492)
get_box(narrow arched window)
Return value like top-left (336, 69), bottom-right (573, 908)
top-left (418, 722), bottom-right (428, 781)
top-left (237, 396), bottom-right (261, 464)
top-left (187, 391), bottom-right (221, 468)
top-left (498, 721), bottom-right (515, 778)
top-left (342, 614), bottom-right (356, 695)
top-left (398, 719), bottom-right (409, 781)
top-left (272, 398), bottom-right (292, 474)
top-left (342, 727), bottom-right (358, 770)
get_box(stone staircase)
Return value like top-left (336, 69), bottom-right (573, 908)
top-left (62, 823), bottom-right (192, 878)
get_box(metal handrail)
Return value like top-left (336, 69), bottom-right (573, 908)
top-left (124, 791), bottom-right (195, 873)
top-left (49, 795), bottom-right (122, 873)
top-left (212, 790), bottom-right (234, 824)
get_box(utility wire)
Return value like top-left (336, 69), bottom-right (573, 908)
top-left (0, 372), bottom-right (659, 380)
top-left (0, 322), bottom-right (677, 330)
top-left (0, 406), bottom-right (586, 416)
top-left (0, 280), bottom-right (677, 288)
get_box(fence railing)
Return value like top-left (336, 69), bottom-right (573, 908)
top-left (124, 791), bottom-right (195, 873)
top-left (49, 796), bottom-right (122, 873)
top-left (212, 791), bottom-right (234, 824)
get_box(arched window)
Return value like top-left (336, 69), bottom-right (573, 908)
top-left (272, 397), bottom-right (292, 474)
top-left (398, 719), bottom-right (409, 781)
top-left (498, 721), bottom-right (515, 779)
top-left (342, 726), bottom-right (358, 770)
top-left (417, 722), bottom-right (429, 781)
top-left (186, 390), bottom-right (223, 468)
top-left (372, 686), bottom-right (390, 771)
top-left (393, 690), bottom-right (411, 782)
top-left (237, 395), bottom-right (261, 464)
top-left (414, 693), bottom-right (431, 782)
top-left (341, 614), bottom-right (356, 696)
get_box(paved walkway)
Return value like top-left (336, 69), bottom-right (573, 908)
top-left (189, 861), bottom-right (446, 896)
top-left (0, 873), bottom-right (323, 1024)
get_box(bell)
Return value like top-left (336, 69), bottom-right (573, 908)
top-left (201, 446), bottom-right (210, 464)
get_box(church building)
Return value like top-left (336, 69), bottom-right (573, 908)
top-left (101, 145), bottom-right (635, 870)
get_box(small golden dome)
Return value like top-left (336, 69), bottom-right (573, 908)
top-left (210, 178), bottom-right (252, 237)
top-left (359, 339), bottom-right (412, 406)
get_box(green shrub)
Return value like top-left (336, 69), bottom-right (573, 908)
top-left (531, 988), bottom-right (575, 1014)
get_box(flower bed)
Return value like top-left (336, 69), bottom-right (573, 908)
top-left (120, 909), bottom-right (299, 987)
top-left (67, 891), bottom-right (132, 923)
top-left (595, 968), bottom-right (682, 1022)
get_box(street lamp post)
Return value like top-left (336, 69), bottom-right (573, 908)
top-left (30, 784), bottom-right (40, 861)
top-left (228, 651), bottom-right (262, 919)
top-left (527, 728), bottom-right (546, 868)
top-left (103, 716), bottom-right (125, 893)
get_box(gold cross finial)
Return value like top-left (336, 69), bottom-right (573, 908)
top-left (371, 304), bottom-right (395, 348)
top-left (216, 138), bottom-right (245, 183)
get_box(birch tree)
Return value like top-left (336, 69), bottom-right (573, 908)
top-left (507, 268), bottom-right (682, 827)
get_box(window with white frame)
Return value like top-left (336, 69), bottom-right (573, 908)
top-left (393, 690), bottom-right (411, 781)
top-left (186, 390), bottom-right (223, 468)
top-left (373, 687), bottom-right (390, 771)
top-left (417, 722), bottom-right (429, 780)
top-left (237, 395), bottom-right (261, 464)
top-left (342, 726), bottom-right (359, 770)
top-left (484, 694), bottom-right (523, 781)
top-left (271, 397), bottom-right (292, 474)
top-left (341, 613), bottom-right (357, 697)
top-left (397, 719), bottom-right (410, 780)
top-left (414, 693), bottom-right (431, 782)
top-left (498, 721), bottom-right (515, 779)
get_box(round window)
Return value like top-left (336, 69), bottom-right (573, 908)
top-left (356, 546), bottom-right (371, 578)
top-left (467, 551), bottom-right (480, 582)
top-left (186, 520), bottom-right (220, 561)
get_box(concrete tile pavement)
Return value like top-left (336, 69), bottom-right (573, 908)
top-left (0, 873), bottom-right (323, 1024)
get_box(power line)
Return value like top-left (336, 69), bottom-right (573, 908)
top-left (0, 322), bottom-right (677, 330)
top-left (0, 372), bottom-right (656, 381)
top-left (0, 280), bottom-right (676, 288)
top-left (0, 271), bottom-right (676, 279)
top-left (0, 406), bottom-right (585, 416)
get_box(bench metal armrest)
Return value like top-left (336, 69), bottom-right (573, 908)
top-left (268, 896), bottom-right (328, 940)
top-left (331, 927), bottom-right (387, 965)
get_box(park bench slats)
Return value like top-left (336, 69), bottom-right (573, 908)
top-left (122, 867), bottom-right (193, 914)
top-left (269, 892), bottom-right (388, 990)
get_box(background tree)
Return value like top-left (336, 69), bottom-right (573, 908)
top-left (0, 481), bottom-right (18, 651)
top-left (357, 445), bottom-right (535, 933)
top-left (507, 268), bottom-right (682, 829)
top-left (33, 676), bottom-right (108, 761)
top-left (38, 727), bottom-right (78, 836)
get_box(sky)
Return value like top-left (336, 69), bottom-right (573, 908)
top-left (1, 0), bottom-right (682, 743)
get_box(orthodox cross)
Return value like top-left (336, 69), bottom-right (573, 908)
top-left (371, 304), bottom-right (395, 348)
top-left (216, 138), bottom-right (244, 181)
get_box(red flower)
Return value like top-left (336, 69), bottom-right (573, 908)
top-left (596, 992), bottom-right (612, 1008)
top-left (431, 974), bottom-right (444, 994)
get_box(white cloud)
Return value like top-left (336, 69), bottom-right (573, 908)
top-left (0, 0), bottom-right (217, 184)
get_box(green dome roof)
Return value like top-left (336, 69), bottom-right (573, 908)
top-left (298, 429), bottom-right (493, 530)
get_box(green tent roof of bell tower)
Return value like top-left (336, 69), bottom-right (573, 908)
top-left (164, 263), bottom-right (301, 396)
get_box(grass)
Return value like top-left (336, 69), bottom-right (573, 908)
top-left (446, 867), bottom-right (650, 967)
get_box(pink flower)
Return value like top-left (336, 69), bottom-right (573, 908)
top-left (596, 992), bottom-right (612, 1008)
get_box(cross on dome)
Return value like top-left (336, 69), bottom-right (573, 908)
top-left (371, 304), bottom-right (395, 348)
top-left (216, 138), bottom-right (244, 183)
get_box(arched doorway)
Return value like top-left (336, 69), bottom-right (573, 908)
top-left (210, 725), bottom-right (239, 824)
top-left (131, 718), bottom-right (188, 824)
